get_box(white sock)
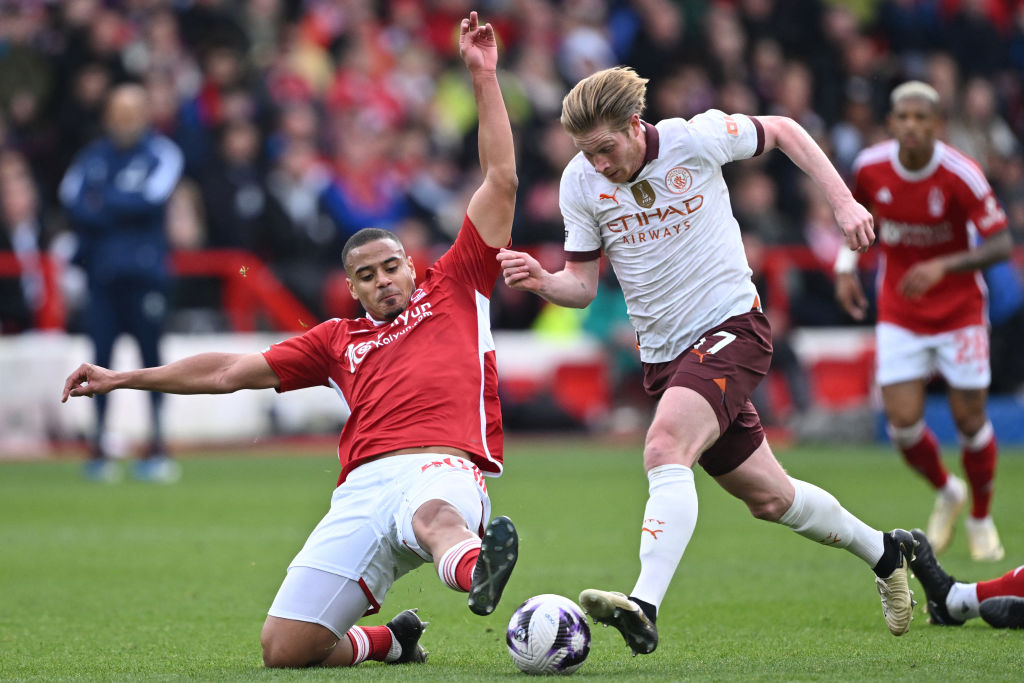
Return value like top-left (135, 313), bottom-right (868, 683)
top-left (887, 420), bottom-right (926, 448)
top-left (946, 581), bottom-right (981, 620)
top-left (384, 628), bottom-right (403, 662)
top-left (777, 478), bottom-right (884, 567)
top-left (630, 464), bottom-right (697, 610)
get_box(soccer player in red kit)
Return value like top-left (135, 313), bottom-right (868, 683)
top-left (910, 529), bottom-right (1024, 628)
top-left (61, 12), bottom-right (518, 668)
top-left (835, 81), bottom-right (1013, 562)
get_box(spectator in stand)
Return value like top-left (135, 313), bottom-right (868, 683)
top-left (835, 82), bottom-right (1012, 561)
top-left (59, 84), bottom-right (184, 483)
top-left (176, 45), bottom-right (250, 177)
top-left (0, 151), bottom-right (47, 332)
top-left (262, 138), bottom-right (342, 319)
top-left (199, 119), bottom-right (270, 252)
top-left (947, 77), bottom-right (1020, 179)
top-left (0, 0), bottom-right (1020, 346)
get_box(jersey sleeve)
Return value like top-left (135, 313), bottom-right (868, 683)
top-left (560, 163), bottom-right (602, 261)
top-left (966, 189), bottom-right (1008, 238)
top-left (685, 110), bottom-right (763, 167)
top-left (262, 321), bottom-right (337, 393)
top-left (432, 214), bottom-right (503, 295)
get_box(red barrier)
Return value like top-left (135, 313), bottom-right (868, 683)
top-left (0, 249), bottom-right (314, 332)
top-left (0, 251), bottom-right (65, 330)
top-left (170, 250), bottom-right (315, 332)
top-left (2, 246), bottom-right (1022, 332)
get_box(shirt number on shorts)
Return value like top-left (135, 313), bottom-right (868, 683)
top-left (694, 331), bottom-right (736, 354)
top-left (953, 328), bottom-right (988, 364)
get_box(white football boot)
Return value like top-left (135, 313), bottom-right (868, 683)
top-left (925, 475), bottom-right (966, 555)
top-left (966, 516), bottom-right (1005, 562)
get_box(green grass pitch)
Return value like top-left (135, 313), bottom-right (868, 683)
top-left (2, 439), bottom-right (1023, 681)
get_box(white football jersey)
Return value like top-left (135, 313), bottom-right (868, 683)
top-left (561, 111), bottom-right (763, 363)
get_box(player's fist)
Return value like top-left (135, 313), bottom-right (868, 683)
top-left (834, 200), bottom-right (874, 253)
top-left (497, 248), bottom-right (546, 292)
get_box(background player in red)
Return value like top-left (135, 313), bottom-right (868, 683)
top-left (910, 529), bottom-right (1024, 628)
top-left (835, 81), bottom-right (1013, 562)
top-left (60, 11), bottom-right (519, 669)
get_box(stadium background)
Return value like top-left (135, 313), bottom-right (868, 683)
top-left (3, 3), bottom-right (1024, 680)
top-left (2, 0), bottom-right (1024, 455)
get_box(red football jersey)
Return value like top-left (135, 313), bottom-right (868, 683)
top-left (263, 215), bottom-right (503, 485)
top-left (853, 140), bottom-right (1008, 334)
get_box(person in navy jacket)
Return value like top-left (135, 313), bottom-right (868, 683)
top-left (60, 83), bottom-right (184, 483)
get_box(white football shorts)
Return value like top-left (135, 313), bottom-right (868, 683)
top-left (876, 322), bottom-right (990, 389)
top-left (267, 452), bottom-right (490, 634)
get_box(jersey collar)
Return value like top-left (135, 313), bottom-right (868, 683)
top-left (628, 120), bottom-right (660, 183)
top-left (890, 140), bottom-right (944, 182)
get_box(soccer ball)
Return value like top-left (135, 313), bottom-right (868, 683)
top-left (506, 594), bottom-right (591, 675)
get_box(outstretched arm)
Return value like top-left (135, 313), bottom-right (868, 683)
top-left (461, 11), bottom-right (517, 248)
top-left (758, 115), bottom-right (874, 253)
top-left (61, 352), bottom-right (280, 402)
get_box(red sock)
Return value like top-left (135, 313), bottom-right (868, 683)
top-left (898, 428), bottom-right (947, 488)
top-left (437, 537), bottom-right (481, 592)
top-left (346, 625), bottom-right (394, 665)
top-left (962, 432), bottom-right (997, 519)
top-left (976, 566), bottom-right (1024, 601)
top-left (455, 547), bottom-right (479, 591)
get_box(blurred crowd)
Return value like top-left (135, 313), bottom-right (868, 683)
top-left (1, 0), bottom-right (1023, 340)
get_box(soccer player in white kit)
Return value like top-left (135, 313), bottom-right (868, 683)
top-left (498, 66), bottom-right (917, 654)
top-left (61, 12), bottom-right (519, 669)
top-left (835, 82), bottom-right (1012, 563)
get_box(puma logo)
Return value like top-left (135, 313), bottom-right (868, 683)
top-left (642, 527), bottom-right (663, 539)
top-left (599, 187), bottom-right (620, 205)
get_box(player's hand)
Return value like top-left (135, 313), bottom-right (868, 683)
top-left (497, 248), bottom-right (547, 292)
top-left (834, 271), bottom-right (868, 321)
top-left (61, 363), bottom-right (118, 402)
top-left (834, 201), bottom-right (874, 253)
top-left (459, 11), bottom-right (498, 74)
top-left (899, 259), bottom-right (946, 298)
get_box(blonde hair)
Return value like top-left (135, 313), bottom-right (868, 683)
top-left (560, 66), bottom-right (649, 136)
top-left (890, 81), bottom-right (940, 111)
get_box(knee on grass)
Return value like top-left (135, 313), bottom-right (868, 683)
top-left (261, 622), bottom-right (346, 668)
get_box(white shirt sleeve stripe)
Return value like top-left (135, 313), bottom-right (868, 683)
top-left (143, 136), bottom-right (184, 203)
top-left (940, 149), bottom-right (990, 198)
top-left (59, 162), bottom-right (84, 207)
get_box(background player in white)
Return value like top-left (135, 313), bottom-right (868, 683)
top-left (61, 11), bottom-right (518, 669)
top-left (497, 66), bottom-right (917, 655)
top-left (835, 81), bottom-right (1012, 562)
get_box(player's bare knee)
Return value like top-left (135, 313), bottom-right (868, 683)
top-left (261, 618), bottom-right (338, 668)
top-left (746, 492), bottom-right (790, 521)
top-left (954, 415), bottom-right (987, 439)
top-left (643, 432), bottom-right (695, 470)
top-left (261, 633), bottom-right (304, 668)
